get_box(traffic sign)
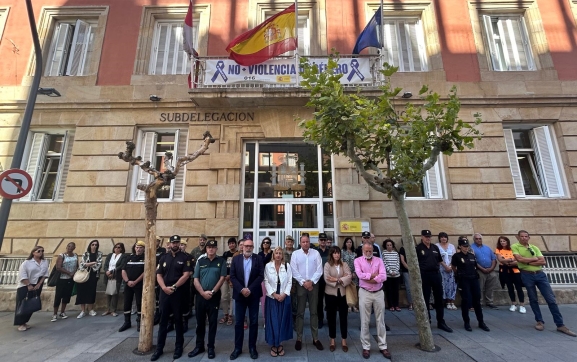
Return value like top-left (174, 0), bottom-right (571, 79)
top-left (0, 169), bottom-right (33, 199)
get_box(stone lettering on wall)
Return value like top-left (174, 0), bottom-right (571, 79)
top-left (159, 112), bottom-right (255, 122)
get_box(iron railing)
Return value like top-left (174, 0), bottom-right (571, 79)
top-left (0, 257), bottom-right (52, 286)
top-left (543, 254), bottom-right (577, 286)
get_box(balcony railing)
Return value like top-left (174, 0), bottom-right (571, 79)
top-left (190, 55), bottom-right (384, 89)
top-left (543, 254), bottom-right (577, 286)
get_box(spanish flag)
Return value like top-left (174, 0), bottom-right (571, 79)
top-left (226, 4), bottom-right (297, 66)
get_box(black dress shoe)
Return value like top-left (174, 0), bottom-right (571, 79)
top-left (249, 348), bottom-right (258, 359)
top-left (479, 322), bottom-right (490, 331)
top-left (207, 348), bottom-right (216, 359)
top-left (188, 346), bottom-right (205, 358)
top-left (173, 347), bottom-right (183, 359)
top-left (295, 340), bottom-right (302, 351)
top-left (438, 322), bottom-right (453, 333)
top-left (386, 324), bottom-right (391, 331)
top-left (313, 340), bottom-right (324, 350)
top-left (230, 349), bottom-right (242, 360)
top-left (486, 304), bottom-right (498, 310)
top-left (150, 350), bottom-right (163, 361)
top-left (464, 323), bottom-right (472, 331)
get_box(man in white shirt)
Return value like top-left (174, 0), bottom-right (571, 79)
top-left (290, 235), bottom-right (324, 351)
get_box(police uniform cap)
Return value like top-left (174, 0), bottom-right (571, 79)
top-left (200, 234), bottom-right (207, 240)
top-left (180, 240), bottom-right (188, 246)
top-left (458, 236), bottom-right (470, 246)
top-left (361, 231), bottom-right (371, 238)
top-left (169, 235), bottom-right (181, 243)
top-left (136, 240), bottom-right (146, 247)
top-left (421, 229), bottom-right (432, 237)
top-left (206, 240), bottom-right (217, 247)
top-left (318, 233), bottom-right (328, 240)
top-left (285, 235), bottom-right (294, 241)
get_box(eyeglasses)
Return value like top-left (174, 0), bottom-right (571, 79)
top-left (527, 247), bottom-right (535, 256)
top-left (91, 244), bottom-right (98, 246)
top-left (244, 245), bottom-right (254, 248)
top-left (36, 250), bottom-right (44, 253)
top-left (263, 242), bottom-right (271, 245)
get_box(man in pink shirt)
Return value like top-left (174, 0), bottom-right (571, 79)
top-left (354, 243), bottom-right (391, 360)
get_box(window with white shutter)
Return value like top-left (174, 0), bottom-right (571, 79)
top-left (45, 19), bottom-right (96, 76)
top-left (404, 157), bottom-right (444, 199)
top-left (503, 126), bottom-right (564, 198)
top-left (481, 15), bottom-right (535, 71)
top-left (132, 129), bottom-right (187, 201)
top-left (149, 20), bottom-right (197, 75)
top-left (19, 131), bottom-right (74, 202)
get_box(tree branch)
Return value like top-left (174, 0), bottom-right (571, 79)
top-left (345, 138), bottom-right (390, 194)
top-left (422, 145), bottom-right (441, 173)
top-left (173, 131), bottom-right (215, 176)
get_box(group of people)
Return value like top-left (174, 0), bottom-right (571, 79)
top-left (14, 229), bottom-right (576, 360)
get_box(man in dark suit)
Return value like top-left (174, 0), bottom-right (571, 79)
top-left (229, 238), bottom-right (264, 360)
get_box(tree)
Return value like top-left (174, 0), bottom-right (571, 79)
top-left (298, 55), bottom-right (481, 351)
top-left (118, 131), bottom-right (215, 352)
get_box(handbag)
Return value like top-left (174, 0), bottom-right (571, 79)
top-left (73, 268), bottom-right (90, 284)
top-left (105, 279), bottom-right (117, 295)
top-left (16, 291), bottom-right (42, 316)
top-left (345, 283), bottom-right (358, 307)
top-left (47, 254), bottom-right (64, 287)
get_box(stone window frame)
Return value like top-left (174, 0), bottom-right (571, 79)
top-left (248, 0), bottom-right (327, 55)
top-left (364, 1), bottom-right (443, 71)
top-left (572, 1), bottom-right (577, 28)
top-left (468, 0), bottom-right (556, 81)
top-left (132, 5), bottom-right (210, 84)
top-left (0, 7), bottom-right (9, 42)
top-left (27, 6), bottom-right (109, 86)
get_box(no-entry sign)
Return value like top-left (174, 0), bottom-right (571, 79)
top-left (0, 169), bottom-right (33, 199)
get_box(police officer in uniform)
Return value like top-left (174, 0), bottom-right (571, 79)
top-left (451, 237), bottom-right (490, 332)
top-left (416, 229), bottom-right (453, 333)
top-left (188, 239), bottom-right (227, 359)
top-left (119, 240), bottom-right (145, 332)
top-left (151, 235), bottom-right (192, 361)
top-left (153, 236), bottom-right (166, 325)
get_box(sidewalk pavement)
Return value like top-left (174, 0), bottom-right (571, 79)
top-left (1, 304), bottom-right (576, 362)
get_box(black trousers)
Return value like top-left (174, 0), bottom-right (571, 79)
top-left (421, 271), bottom-right (445, 323)
top-left (384, 277), bottom-right (400, 308)
top-left (325, 291), bottom-right (348, 339)
top-left (458, 278), bottom-right (484, 324)
top-left (14, 284), bottom-right (43, 326)
top-left (53, 278), bottom-right (74, 308)
top-left (156, 288), bottom-right (184, 351)
top-left (317, 276), bottom-right (326, 322)
top-left (123, 284), bottom-right (143, 314)
top-left (504, 272), bottom-right (525, 303)
top-left (195, 290), bottom-right (221, 349)
top-left (181, 279), bottom-right (191, 317)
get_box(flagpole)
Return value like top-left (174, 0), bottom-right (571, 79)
top-left (379, 0), bottom-right (384, 83)
top-left (295, 0), bottom-right (299, 87)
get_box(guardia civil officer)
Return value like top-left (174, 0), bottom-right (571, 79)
top-left (416, 229), bottom-right (453, 333)
top-left (119, 240), bottom-right (145, 332)
top-left (151, 235), bottom-right (192, 361)
top-left (153, 236), bottom-right (166, 325)
top-left (452, 237), bottom-right (490, 332)
top-left (188, 239), bottom-right (227, 359)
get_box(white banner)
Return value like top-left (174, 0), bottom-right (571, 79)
top-left (204, 58), bottom-right (372, 85)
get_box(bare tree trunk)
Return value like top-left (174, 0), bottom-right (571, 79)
top-left (391, 189), bottom-right (436, 351)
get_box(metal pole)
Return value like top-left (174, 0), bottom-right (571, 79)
top-left (0, 0), bottom-right (43, 248)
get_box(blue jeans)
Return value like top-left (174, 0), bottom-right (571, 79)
top-left (521, 271), bottom-right (563, 327)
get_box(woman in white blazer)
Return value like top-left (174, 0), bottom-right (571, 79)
top-left (324, 246), bottom-right (352, 352)
top-left (264, 247), bottom-right (293, 357)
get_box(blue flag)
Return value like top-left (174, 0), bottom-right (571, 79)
top-left (352, 7), bottom-right (382, 54)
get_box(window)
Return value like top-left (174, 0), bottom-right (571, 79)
top-left (132, 129), bottom-right (188, 201)
top-left (503, 126), bottom-right (564, 198)
top-left (45, 19), bottom-right (96, 76)
top-left (0, 7), bottom-right (9, 42)
top-left (20, 131), bottom-right (74, 201)
top-left (481, 15), bottom-right (535, 71)
top-left (404, 157), bottom-right (443, 199)
top-left (149, 19), bottom-right (198, 75)
top-left (378, 18), bottom-right (428, 72)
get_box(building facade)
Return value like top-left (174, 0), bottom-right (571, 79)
top-left (0, 0), bottom-right (576, 261)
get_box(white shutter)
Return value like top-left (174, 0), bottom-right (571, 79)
top-left (530, 126), bottom-right (563, 197)
top-left (167, 24), bottom-right (179, 74)
top-left (66, 20), bottom-right (91, 76)
top-left (503, 129), bottom-right (526, 197)
top-left (297, 15), bottom-right (309, 55)
top-left (45, 23), bottom-right (73, 76)
top-left (20, 133), bottom-right (49, 201)
top-left (172, 129), bottom-right (188, 200)
top-left (415, 19), bottom-right (428, 71)
top-left (135, 132), bottom-right (158, 201)
top-left (56, 132), bottom-right (74, 201)
top-left (482, 15), bottom-right (502, 71)
top-left (382, 21), bottom-right (399, 67)
top-left (150, 23), bottom-right (170, 75)
top-left (424, 157), bottom-right (443, 199)
top-left (519, 17), bottom-right (535, 71)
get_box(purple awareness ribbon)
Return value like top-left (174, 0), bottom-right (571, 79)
top-left (347, 59), bottom-right (365, 81)
top-left (211, 61), bottom-right (228, 83)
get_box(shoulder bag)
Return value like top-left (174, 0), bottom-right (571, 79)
top-left (47, 254), bottom-right (64, 287)
top-left (73, 268), bottom-right (90, 284)
top-left (16, 290), bottom-right (42, 316)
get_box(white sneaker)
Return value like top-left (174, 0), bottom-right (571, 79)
top-left (89, 310), bottom-right (97, 316)
top-left (77, 311), bottom-right (85, 319)
top-left (59, 312), bottom-right (68, 319)
top-left (519, 306), bottom-right (527, 314)
top-left (509, 305), bottom-right (517, 312)
top-left (51, 315), bottom-right (57, 322)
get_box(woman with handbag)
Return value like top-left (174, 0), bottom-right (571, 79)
top-left (341, 237), bottom-right (359, 312)
top-left (76, 240), bottom-right (103, 318)
top-left (102, 243), bottom-right (127, 316)
top-left (51, 242), bottom-right (79, 322)
top-left (15, 246), bottom-right (49, 331)
top-left (324, 246), bottom-right (352, 352)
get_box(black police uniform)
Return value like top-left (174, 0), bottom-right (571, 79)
top-left (452, 249), bottom-right (488, 330)
top-left (180, 251), bottom-right (194, 331)
top-left (119, 252), bottom-right (145, 331)
top-left (155, 250), bottom-right (192, 355)
top-left (416, 241), bottom-right (447, 325)
top-left (154, 246), bottom-right (166, 325)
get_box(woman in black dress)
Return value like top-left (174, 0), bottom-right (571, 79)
top-left (76, 240), bottom-right (103, 318)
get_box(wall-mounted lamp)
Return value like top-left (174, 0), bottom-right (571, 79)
top-left (38, 87), bottom-right (61, 97)
top-left (149, 95), bottom-right (162, 102)
top-left (402, 91), bottom-right (412, 99)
